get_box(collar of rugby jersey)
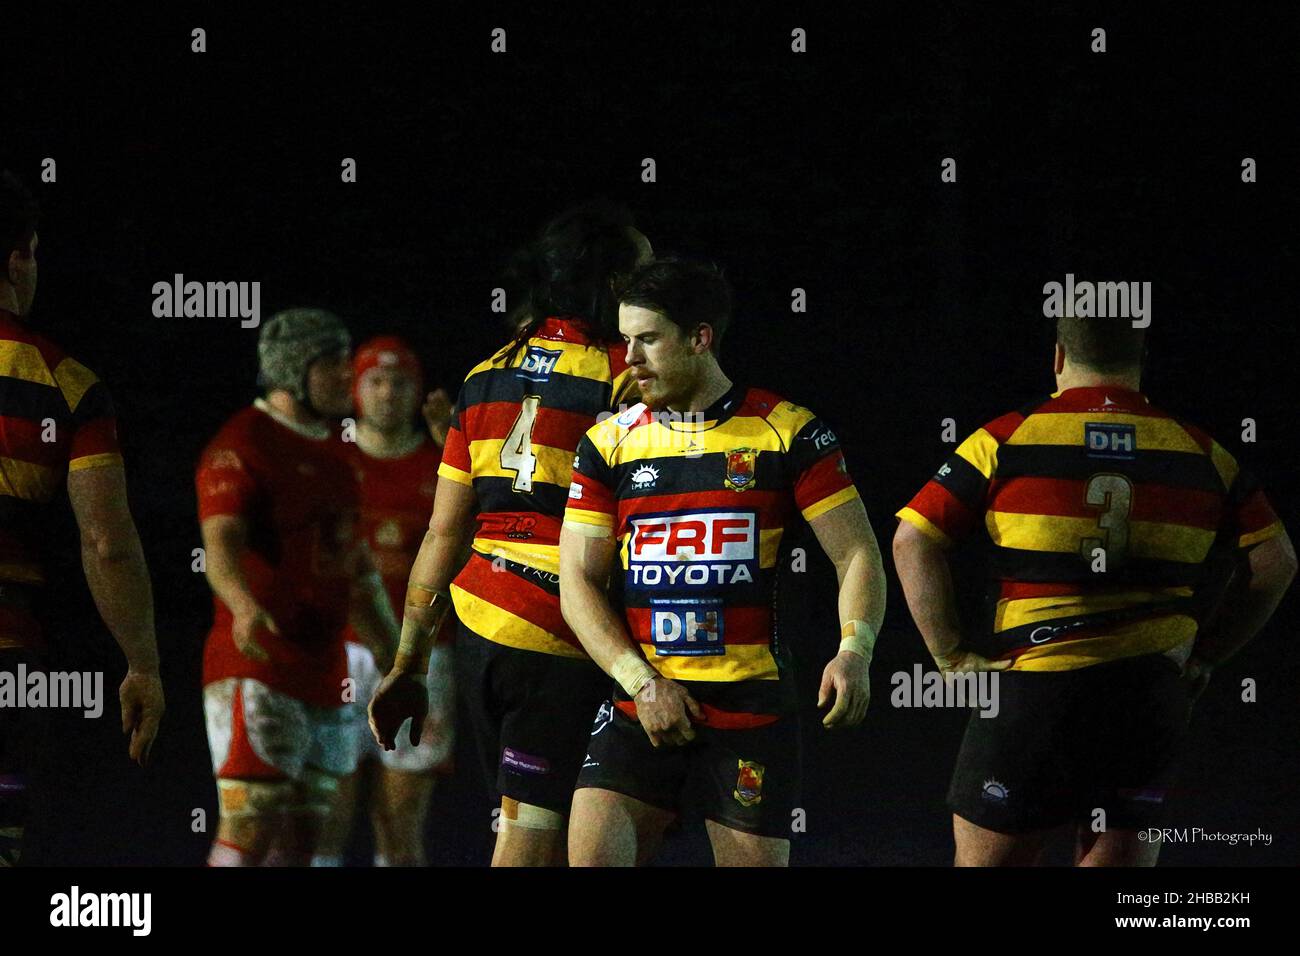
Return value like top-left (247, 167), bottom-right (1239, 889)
top-left (253, 396), bottom-right (332, 440)
top-left (661, 381), bottom-right (745, 430)
top-left (533, 314), bottom-right (595, 345)
top-left (1052, 385), bottom-right (1150, 405)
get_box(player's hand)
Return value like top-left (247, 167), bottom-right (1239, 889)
top-left (119, 669), bottom-right (165, 767)
top-left (231, 605), bottom-right (276, 663)
top-left (818, 650), bottom-right (870, 728)
top-left (421, 388), bottom-right (453, 446)
top-left (369, 671), bottom-right (429, 750)
top-left (1181, 656), bottom-right (1214, 704)
top-left (933, 648), bottom-right (1011, 675)
top-left (635, 677), bottom-right (702, 748)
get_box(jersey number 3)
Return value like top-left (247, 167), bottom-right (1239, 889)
top-left (1081, 473), bottom-right (1133, 562)
top-left (501, 395), bottom-right (542, 492)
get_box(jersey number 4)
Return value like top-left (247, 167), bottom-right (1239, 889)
top-left (1081, 473), bottom-right (1134, 562)
top-left (501, 395), bottom-right (542, 492)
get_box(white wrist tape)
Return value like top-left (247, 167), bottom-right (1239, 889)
top-left (611, 650), bottom-right (658, 699)
top-left (839, 620), bottom-right (877, 663)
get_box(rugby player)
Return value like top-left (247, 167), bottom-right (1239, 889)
top-left (893, 313), bottom-right (1296, 866)
top-left (560, 258), bottom-right (887, 866)
top-left (314, 335), bottom-right (455, 867)
top-left (369, 201), bottom-right (654, 866)
top-left (198, 308), bottom-right (400, 866)
top-left (0, 170), bottom-right (164, 866)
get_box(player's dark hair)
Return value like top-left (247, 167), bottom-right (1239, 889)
top-left (497, 199), bottom-right (643, 365)
top-left (1056, 315), bottom-right (1146, 372)
top-left (619, 257), bottom-right (732, 354)
top-left (0, 170), bottom-right (39, 265)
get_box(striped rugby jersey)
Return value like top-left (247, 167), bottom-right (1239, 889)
top-left (437, 316), bottom-right (638, 658)
top-left (565, 384), bottom-right (858, 726)
top-left (0, 308), bottom-right (122, 651)
top-left (897, 386), bottom-right (1283, 672)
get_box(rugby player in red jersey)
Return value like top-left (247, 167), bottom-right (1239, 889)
top-left (198, 309), bottom-right (400, 867)
top-left (313, 335), bottom-right (455, 867)
top-left (0, 171), bottom-right (164, 866)
top-left (369, 201), bottom-right (653, 866)
top-left (559, 258), bottom-right (888, 866)
top-left (893, 314), bottom-right (1296, 866)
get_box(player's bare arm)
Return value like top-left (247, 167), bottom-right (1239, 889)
top-left (67, 462), bottom-right (165, 766)
top-left (369, 474), bottom-right (474, 749)
top-left (1184, 531), bottom-right (1296, 697)
top-left (892, 520), bottom-right (1010, 675)
top-left (199, 512), bottom-right (276, 663)
top-left (421, 387), bottom-right (453, 447)
top-left (808, 496), bottom-right (886, 729)
top-left (559, 522), bottom-right (701, 748)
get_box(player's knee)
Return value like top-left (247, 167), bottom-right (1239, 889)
top-left (217, 778), bottom-right (294, 819)
top-left (288, 768), bottom-right (340, 816)
top-left (499, 796), bottom-right (565, 832)
top-left (0, 773), bottom-right (29, 867)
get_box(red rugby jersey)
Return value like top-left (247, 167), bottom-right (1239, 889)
top-left (197, 401), bottom-right (361, 708)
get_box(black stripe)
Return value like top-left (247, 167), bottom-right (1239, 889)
top-left (986, 599), bottom-right (1197, 656)
top-left (995, 444), bottom-right (1225, 492)
top-left (0, 377), bottom-right (72, 423)
top-left (70, 380), bottom-right (115, 423)
top-left (987, 545), bottom-right (1208, 586)
top-left (460, 365), bottom-right (612, 417)
top-left (611, 450), bottom-right (791, 499)
top-left (473, 475), bottom-right (571, 520)
top-left (934, 454), bottom-right (989, 512)
top-left (471, 550), bottom-right (561, 596)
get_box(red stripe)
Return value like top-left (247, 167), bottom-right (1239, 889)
top-left (68, 415), bottom-right (120, 459)
top-left (625, 605), bottom-right (773, 646)
top-left (623, 489), bottom-right (787, 526)
top-left (614, 699), bottom-right (779, 729)
top-left (1236, 490), bottom-right (1280, 537)
top-left (475, 511), bottom-right (563, 548)
top-left (904, 481), bottom-right (979, 539)
top-left (989, 477), bottom-right (1222, 529)
top-left (795, 452), bottom-right (854, 512)
top-left (0, 415), bottom-right (69, 466)
top-left (461, 401), bottom-right (597, 449)
top-left (455, 552), bottom-right (580, 648)
top-left (1042, 389), bottom-right (1166, 416)
top-left (983, 411), bottom-right (1027, 443)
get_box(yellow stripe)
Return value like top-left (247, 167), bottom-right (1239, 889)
top-left (896, 507), bottom-right (953, 547)
top-left (1239, 519), bottom-right (1283, 549)
top-left (52, 356), bottom-right (101, 413)
top-left (564, 506), bottom-right (614, 529)
top-left (436, 461), bottom-right (472, 486)
top-left (801, 485), bottom-right (860, 522)
top-left (68, 452), bottom-right (122, 472)
top-left (450, 584), bottom-right (588, 659)
top-left (1208, 440), bottom-right (1239, 491)
top-left (0, 340), bottom-right (56, 386)
top-left (642, 642), bottom-right (779, 682)
top-left (1010, 615), bottom-right (1196, 671)
top-left (985, 511), bottom-right (1214, 561)
top-left (468, 437), bottom-right (575, 486)
top-left (0, 456), bottom-right (61, 501)
top-left (611, 415), bottom-right (789, 463)
top-left (994, 587), bottom-right (1194, 631)
top-left (955, 429), bottom-right (999, 479)
top-left (471, 540), bottom-right (560, 575)
top-left (1007, 412), bottom-right (1202, 453)
top-left (468, 336), bottom-right (617, 381)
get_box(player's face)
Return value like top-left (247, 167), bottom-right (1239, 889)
top-left (306, 349), bottom-right (354, 418)
top-left (357, 366), bottom-right (418, 430)
top-left (620, 304), bottom-right (705, 410)
top-left (9, 233), bottom-right (38, 316)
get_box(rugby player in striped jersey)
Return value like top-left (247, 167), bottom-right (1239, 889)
top-left (893, 313), bottom-right (1295, 866)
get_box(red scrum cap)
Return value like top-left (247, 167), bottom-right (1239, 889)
top-left (352, 335), bottom-right (424, 415)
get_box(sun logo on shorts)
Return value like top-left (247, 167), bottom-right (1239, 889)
top-left (981, 778), bottom-right (1010, 802)
top-left (734, 759), bottom-right (765, 807)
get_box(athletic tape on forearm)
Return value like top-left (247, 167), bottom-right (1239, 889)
top-left (839, 620), bottom-right (877, 663)
top-left (611, 649), bottom-right (658, 699)
top-left (395, 584), bottom-right (452, 672)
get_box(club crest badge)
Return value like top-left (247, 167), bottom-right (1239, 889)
top-left (724, 448), bottom-right (758, 491)
top-left (734, 759), bottom-right (765, 807)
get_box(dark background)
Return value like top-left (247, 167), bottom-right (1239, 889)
top-left (5, 4), bottom-right (1296, 866)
